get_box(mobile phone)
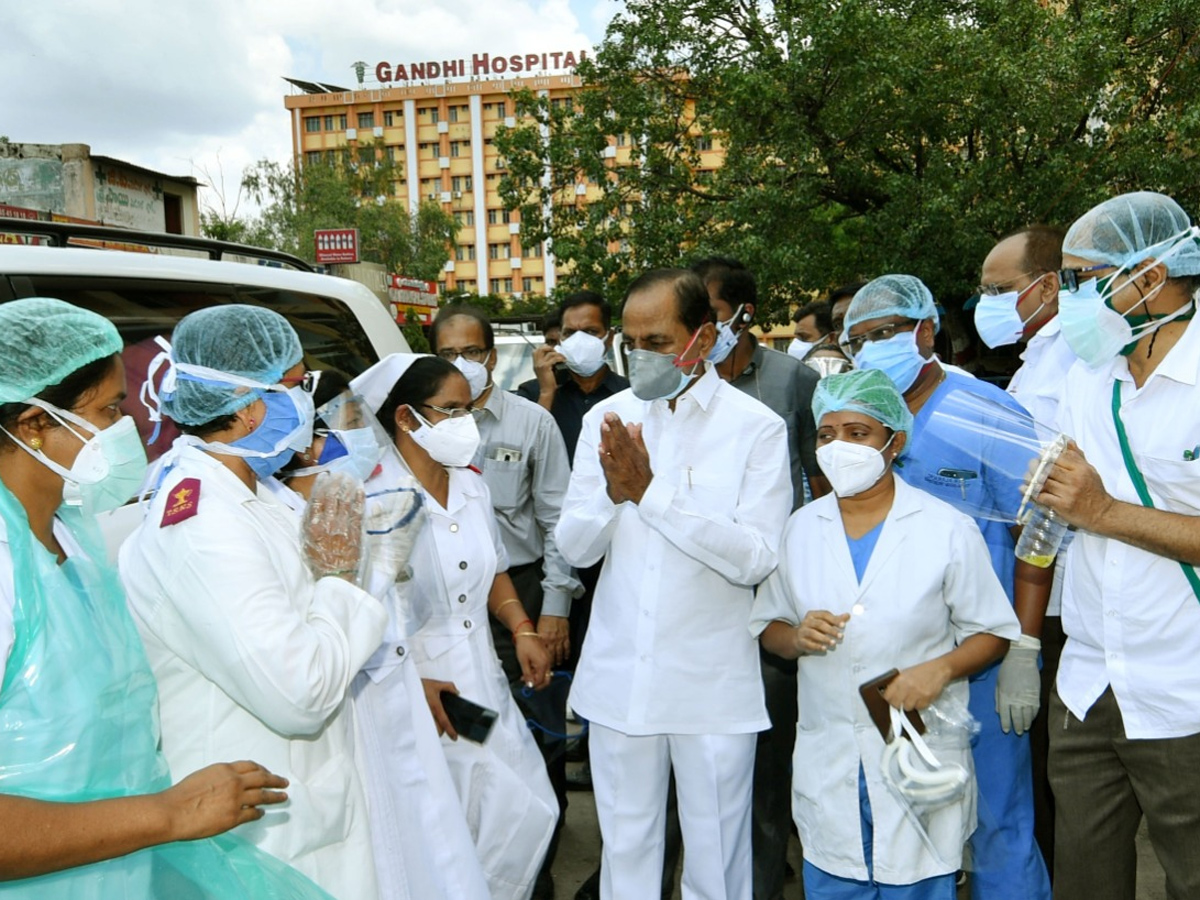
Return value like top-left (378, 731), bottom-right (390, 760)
top-left (858, 669), bottom-right (925, 742)
top-left (440, 691), bottom-right (499, 743)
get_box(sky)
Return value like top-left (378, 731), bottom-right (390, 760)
top-left (1, 0), bottom-right (620, 220)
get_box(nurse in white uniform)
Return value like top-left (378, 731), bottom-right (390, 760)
top-left (354, 353), bottom-right (557, 900)
top-left (281, 370), bottom-right (491, 900)
top-left (750, 369), bottom-right (1021, 899)
top-left (120, 305), bottom-right (386, 900)
top-left (0, 297), bottom-right (328, 898)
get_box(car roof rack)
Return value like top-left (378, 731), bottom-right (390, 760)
top-left (0, 216), bottom-right (314, 272)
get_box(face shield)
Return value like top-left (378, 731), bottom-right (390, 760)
top-left (289, 391), bottom-right (390, 481)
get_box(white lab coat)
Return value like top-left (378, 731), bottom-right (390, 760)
top-left (119, 446), bottom-right (386, 900)
top-left (367, 453), bottom-right (557, 900)
top-left (750, 476), bottom-right (1020, 884)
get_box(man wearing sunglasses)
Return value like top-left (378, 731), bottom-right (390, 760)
top-left (1033, 192), bottom-right (1200, 900)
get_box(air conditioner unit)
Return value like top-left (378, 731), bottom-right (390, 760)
top-left (453, 191), bottom-right (463, 199)
top-left (427, 192), bottom-right (438, 200)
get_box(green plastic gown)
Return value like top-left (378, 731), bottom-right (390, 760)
top-left (0, 483), bottom-right (333, 899)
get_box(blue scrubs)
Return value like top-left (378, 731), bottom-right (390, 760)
top-left (894, 371), bottom-right (1051, 900)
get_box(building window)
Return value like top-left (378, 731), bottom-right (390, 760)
top-left (483, 103), bottom-right (493, 114)
top-left (430, 109), bottom-right (440, 124)
top-left (488, 243), bottom-right (510, 260)
top-left (496, 101), bottom-right (507, 117)
top-left (695, 135), bottom-right (713, 151)
top-left (465, 244), bottom-right (476, 260)
top-left (503, 278), bottom-right (513, 293)
top-left (487, 210), bottom-right (498, 225)
top-left (490, 279), bottom-right (502, 294)
top-left (386, 146), bottom-right (400, 162)
top-left (337, 114), bottom-right (347, 129)
top-left (358, 112), bottom-right (375, 129)
top-left (324, 115), bottom-right (334, 131)
top-left (523, 243), bottom-right (543, 258)
top-left (448, 106), bottom-right (458, 123)
top-left (305, 150), bottom-right (322, 165)
top-left (460, 280), bottom-right (476, 292)
top-left (617, 133), bottom-right (628, 147)
top-left (465, 211), bottom-right (475, 226)
top-left (304, 117), bottom-right (321, 133)
top-left (384, 110), bottom-right (399, 126)
top-left (523, 277), bottom-right (534, 293)
top-left (451, 175), bottom-right (473, 193)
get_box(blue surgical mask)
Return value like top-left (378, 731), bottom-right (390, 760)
top-left (707, 305), bottom-right (744, 364)
top-left (289, 426), bottom-right (385, 481)
top-left (973, 275), bottom-right (1049, 349)
top-left (228, 388), bottom-right (314, 479)
top-left (853, 329), bottom-right (926, 393)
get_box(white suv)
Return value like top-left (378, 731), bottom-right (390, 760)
top-left (0, 219), bottom-right (411, 554)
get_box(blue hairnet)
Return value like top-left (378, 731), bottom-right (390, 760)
top-left (1063, 191), bottom-right (1200, 277)
top-left (843, 274), bottom-right (939, 335)
top-left (0, 298), bottom-right (122, 404)
top-left (162, 305), bottom-right (303, 426)
top-left (812, 368), bottom-right (914, 440)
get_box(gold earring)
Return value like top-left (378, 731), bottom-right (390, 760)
top-left (30, 438), bottom-right (42, 450)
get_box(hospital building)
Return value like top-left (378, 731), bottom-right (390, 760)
top-left (283, 53), bottom-right (726, 299)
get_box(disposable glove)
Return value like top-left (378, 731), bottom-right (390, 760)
top-left (995, 633), bottom-right (1041, 736)
top-left (301, 471), bottom-right (366, 582)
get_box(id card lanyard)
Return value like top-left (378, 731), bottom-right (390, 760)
top-left (1111, 380), bottom-right (1200, 601)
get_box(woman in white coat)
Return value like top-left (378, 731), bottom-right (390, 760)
top-left (120, 305), bottom-right (386, 900)
top-left (354, 353), bottom-right (558, 900)
top-left (750, 369), bottom-right (1020, 900)
top-left (280, 371), bottom-right (492, 900)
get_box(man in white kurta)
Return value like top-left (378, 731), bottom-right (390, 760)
top-left (555, 269), bottom-right (791, 900)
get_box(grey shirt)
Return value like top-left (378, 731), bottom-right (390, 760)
top-left (728, 338), bottom-right (819, 510)
top-left (472, 386), bottom-right (581, 616)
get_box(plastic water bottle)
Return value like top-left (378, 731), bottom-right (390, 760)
top-left (1014, 434), bottom-right (1071, 568)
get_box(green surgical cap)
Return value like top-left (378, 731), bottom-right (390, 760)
top-left (1063, 191), bottom-right (1200, 277)
top-left (0, 298), bottom-right (122, 404)
top-left (843, 274), bottom-right (939, 336)
top-left (812, 368), bottom-right (913, 440)
top-left (162, 305), bottom-right (303, 426)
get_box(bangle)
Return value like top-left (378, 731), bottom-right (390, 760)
top-left (513, 631), bottom-right (542, 640)
top-left (494, 597), bottom-right (522, 615)
top-left (511, 617), bottom-right (534, 635)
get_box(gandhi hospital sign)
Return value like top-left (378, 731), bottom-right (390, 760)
top-left (375, 49), bottom-right (588, 84)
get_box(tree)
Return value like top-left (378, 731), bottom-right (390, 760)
top-left (497, 0), bottom-right (1200, 321)
top-left (235, 144), bottom-right (459, 281)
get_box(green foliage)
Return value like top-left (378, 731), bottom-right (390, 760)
top-left (401, 309), bottom-right (431, 353)
top-left (496, 0), bottom-right (1200, 322)
top-left (234, 144), bottom-right (459, 282)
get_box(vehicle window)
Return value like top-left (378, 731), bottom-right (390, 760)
top-left (3, 276), bottom-right (381, 460)
top-left (492, 338), bottom-right (537, 393)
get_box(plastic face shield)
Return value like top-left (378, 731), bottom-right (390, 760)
top-left (919, 388), bottom-right (1063, 523)
top-left (291, 391), bottom-right (391, 481)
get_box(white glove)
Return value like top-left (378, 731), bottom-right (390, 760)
top-left (363, 487), bottom-right (425, 591)
top-left (995, 633), bottom-right (1041, 736)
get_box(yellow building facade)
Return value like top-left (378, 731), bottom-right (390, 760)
top-left (285, 72), bottom-right (590, 298)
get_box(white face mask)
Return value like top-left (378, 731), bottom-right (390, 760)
top-left (453, 356), bottom-right (490, 401)
top-left (2, 402), bottom-right (149, 516)
top-left (816, 436), bottom-right (895, 498)
top-left (407, 406), bottom-right (481, 467)
top-left (558, 330), bottom-right (608, 376)
top-left (787, 338), bottom-right (814, 360)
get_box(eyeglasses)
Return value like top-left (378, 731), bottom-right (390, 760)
top-left (436, 347), bottom-right (490, 363)
top-left (844, 322), bottom-right (917, 356)
top-left (419, 402), bottom-right (474, 419)
top-left (975, 271), bottom-right (1041, 297)
top-left (1059, 263), bottom-right (1113, 293)
top-left (280, 370), bottom-right (320, 393)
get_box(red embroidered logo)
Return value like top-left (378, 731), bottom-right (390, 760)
top-left (160, 478), bottom-right (201, 527)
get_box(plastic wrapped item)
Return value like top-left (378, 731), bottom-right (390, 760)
top-left (1013, 433), bottom-right (1072, 567)
top-left (0, 485), bottom-right (331, 899)
top-left (921, 388), bottom-right (1059, 523)
top-left (880, 695), bottom-right (980, 874)
top-left (300, 471), bottom-right (366, 582)
top-left (363, 476), bottom-right (426, 599)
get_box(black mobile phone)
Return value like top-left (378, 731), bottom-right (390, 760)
top-left (440, 691), bottom-right (499, 743)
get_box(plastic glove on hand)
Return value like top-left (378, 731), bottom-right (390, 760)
top-left (301, 471), bottom-right (366, 581)
top-left (995, 633), bottom-right (1041, 735)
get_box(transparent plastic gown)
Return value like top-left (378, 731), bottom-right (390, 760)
top-left (0, 485), bottom-right (331, 899)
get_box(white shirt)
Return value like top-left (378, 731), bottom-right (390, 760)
top-left (1056, 315), bottom-right (1200, 739)
top-left (750, 477), bottom-right (1019, 883)
top-left (555, 366), bottom-right (792, 734)
top-left (473, 388), bottom-right (579, 616)
top-left (1007, 318), bottom-right (1076, 431)
top-left (119, 446), bottom-right (386, 898)
top-left (1008, 318), bottom-right (1078, 617)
